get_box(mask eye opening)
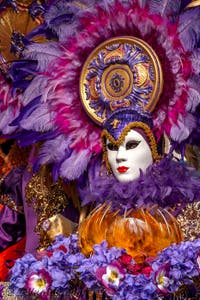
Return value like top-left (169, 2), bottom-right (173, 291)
top-left (125, 140), bottom-right (141, 150)
top-left (106, 143), bottom-right (119, 151)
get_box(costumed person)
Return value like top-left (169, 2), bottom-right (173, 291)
top-left (0, 0), bottom-right (199, 299)
top-left (77, 35), bottom-right (200, 261)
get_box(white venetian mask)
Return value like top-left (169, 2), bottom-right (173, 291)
top-left (106, 129), bottom-right (153, 182)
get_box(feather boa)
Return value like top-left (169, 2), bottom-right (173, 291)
top-left (79, 156), bottom-right (200, 212)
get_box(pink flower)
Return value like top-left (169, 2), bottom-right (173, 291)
top-left (55, 245), bottom-right (68, 253)
top-left (95, 261), bottom-right (125, 296)
top-left (26, 269), bottom-right (52, 300)
top-left (119, 253), bottom-right (133, 265)
top-left (155, 266), bottom-right (170, 296)
top-left (118, 254), bottom-right (153, 278)
top-left (36, 250), bottom-right (53, 259)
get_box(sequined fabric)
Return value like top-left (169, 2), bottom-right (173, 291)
top-left (177, 201), bottom-right (200, 241)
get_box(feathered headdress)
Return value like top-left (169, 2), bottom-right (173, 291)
top-left (1, 0), bottom-right (200, 180)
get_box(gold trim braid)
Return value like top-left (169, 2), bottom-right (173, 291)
top-left (102, 121), bottom-right (161, 172)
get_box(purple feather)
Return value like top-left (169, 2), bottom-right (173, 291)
top-left (15, 130), bottom-right (57, 147)
top-left (178, 6), bottom-right (200, 51)
top-left (60, 148), bottom-right (91, 180)
top-left (22, 76), bottom-right (51, 106)
top-left (149, 0), bottom-right (181, 18)
top-left (44, 0), bottom-right (84, 42)
top-left (37, 135), bottom-right (73, 165)
top-left (19, 104), bottom-right (54, 132)
top-left (79, 156), bottom-right (200, 212)
top-left (187, 75), bottom-right (200, 112)
top-left (0, 107), bottom-right (18, 134)
top-left (25, 42), bottom-right (63, 72)
top-left (190, 49), bottom-right (200, 75)
top-left (138, 0), bottom-right (148, 9)
top-left (170, 113), bottom-right (196, 142)
top-left (10, 97), bottom-right (41, 126)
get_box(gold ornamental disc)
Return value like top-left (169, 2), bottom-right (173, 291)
top-left (80, 36), bottom-right (163, 125)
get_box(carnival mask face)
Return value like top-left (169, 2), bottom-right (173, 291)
top-left (106, 130), bottom-right (153, 182)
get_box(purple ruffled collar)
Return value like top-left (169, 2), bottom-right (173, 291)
top-left (78, 157), bottom-right (200, 212)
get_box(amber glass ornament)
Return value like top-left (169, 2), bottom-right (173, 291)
top-left (79, 204), bottom-right (183, 263)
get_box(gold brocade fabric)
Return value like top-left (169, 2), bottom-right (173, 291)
top-left (25, 169), bottom-right (68, 250)
top-left (177, 200), bottom-right (200, 241)
top-left (25, 165), bottom-right (81, 250)
top-left (45, 214), bottom-right (77, 243)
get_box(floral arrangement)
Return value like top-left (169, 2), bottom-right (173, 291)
top-left (6, 235), bottom-right (200, 300)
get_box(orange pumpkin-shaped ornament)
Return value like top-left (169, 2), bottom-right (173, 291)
top-left (79, 205), bottom-right (183, 263)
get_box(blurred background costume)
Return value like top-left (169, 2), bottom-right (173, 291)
top-left (0, 0), bottom-right (200, 299)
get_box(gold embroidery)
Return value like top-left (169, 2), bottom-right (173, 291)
top-left (25, 166), bottom-right (68, 250)
top-left (177, 201), bottom-right (200, 241)
top-left (110, 119), bottom-right (121, 129)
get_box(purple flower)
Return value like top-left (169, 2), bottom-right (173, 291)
top-left (26, 269), bottom-right (52, 300)
top-left (50, 268), bottom-right (70, 290)
top-left (152, 239), bottom-right (200, 293)
top-left (10, 254), bottom-right (38, 292)
top-left (78, 241), bottom-right (124, 291)
top-left (87, 241), bottom-right (124, 271)
top-left (114, 273), bottom-right (157, 300)
top-left (9, 234), bottom-right (200, 299)
top-left (49, 234), bottom-right (79, 254)
top-left (95, 261), bottom-right (125, 296)
top-left (29, 259), bottom-right (49, 273)
top-left (48, 250), bottom-right (68, 268)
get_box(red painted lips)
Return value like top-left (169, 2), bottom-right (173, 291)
top-left (117, 166), bottom-right (129, 173)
